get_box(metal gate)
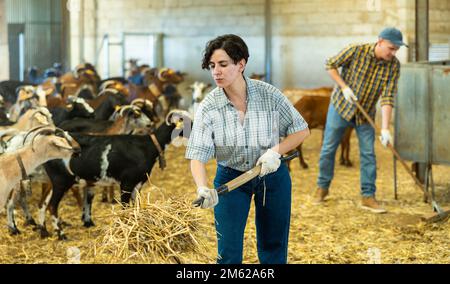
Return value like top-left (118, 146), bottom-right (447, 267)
top-left (394, 60), bottom-right (450, 200)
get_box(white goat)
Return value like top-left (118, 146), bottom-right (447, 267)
top-left (188, 81), bottom-right (211, 116)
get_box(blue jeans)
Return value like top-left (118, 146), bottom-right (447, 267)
top-left (213, 162), bottom-right (292, 264)
top-left (317, 104), bottom-right (376, 197)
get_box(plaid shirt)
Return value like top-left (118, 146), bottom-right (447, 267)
top-left (185, 77), bottom-right (308, 171)
top-left (326, 43), bottom-right (400, 125)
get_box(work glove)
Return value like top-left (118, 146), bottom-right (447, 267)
top-left (379, 129), bottom-right (392, 147)
top-left (196, 186), bottom-right (218, 209)
top-left (256, 149), bottom-right (281, 177)
top-left (342, 86), bottom-right (358, 103)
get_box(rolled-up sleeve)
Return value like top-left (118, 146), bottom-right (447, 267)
top-left (380, 62), bottom-right (400, 107)
top-left (277, 90), bottom-right (308, 137)
top-left (185, 104), bottom-right (215, 163)
top-left (326, 44), bottom-right (357, 70)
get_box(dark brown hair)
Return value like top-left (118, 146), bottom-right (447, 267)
top-left (201, 34), bottom-right (249, 70)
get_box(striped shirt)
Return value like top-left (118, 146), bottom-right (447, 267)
top-left (185, 77), bottom-right (308, 171)
top-left (326, 43), bottom-right (400, 125)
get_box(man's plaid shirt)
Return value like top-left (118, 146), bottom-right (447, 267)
top-left (185, 77), bottom-right (308, 172)
top-left (326, 43), bottom-right (400, 125)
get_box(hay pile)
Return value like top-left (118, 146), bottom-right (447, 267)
top-left (92, 193), bottom-right (215, 264)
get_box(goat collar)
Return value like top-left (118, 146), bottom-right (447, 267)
top-left (15, 155), bottom-right (28, 180)
top-left (149, 133), bottom-right (166, 170)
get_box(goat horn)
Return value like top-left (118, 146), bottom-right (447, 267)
top-left (98, 88), bottom-right (118, 97)
top-left (99, 80), bottom-right (115, 90)
top-left (130, 98), bottom-right (145, 105)
top-left (165, 109), bottom-right (193, 125)
top-left (22, 125), bottom-right (53, 146)
top-left (119, 105), bottom-right (133, 116)
top-left (28, 127), bottom-right (56, 152)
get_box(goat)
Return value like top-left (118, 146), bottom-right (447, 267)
top-left (58, 105), bottom-right (153, 135)
top-left (91, 89), bottom-right (129, 120)
top-left (0, 107), bottom-right (54, 142)
top-left (49, 96), bottom-right (95, 126)
top-left (2, 126), bottom-right (79, 234)
top-left (0, 80), bottom-right (35, 110)
top-left (0, 127), bottom-right (80, 211)
top-left (188, 82), bottom-right (211, 117)
top-left (42, 110), bottom-right (192, 240)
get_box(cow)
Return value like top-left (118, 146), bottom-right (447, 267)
top-left (292, 94), bottom-right (353, 169)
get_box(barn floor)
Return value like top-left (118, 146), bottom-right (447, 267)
top-left (0, 129), bottom-right (449, 264)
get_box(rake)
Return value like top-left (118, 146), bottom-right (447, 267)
top-left (352, 98), bottom-right (450, 223)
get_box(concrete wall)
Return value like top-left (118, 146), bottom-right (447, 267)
top-left (64, 0), bottom-right (449, 90)
top-left (0, 0), bottom-right (9, 80)
top-left (430, 0), bottom-right (450, 43)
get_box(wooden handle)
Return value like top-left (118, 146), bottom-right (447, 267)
top-left (192, 151), bottom-right (300, 207)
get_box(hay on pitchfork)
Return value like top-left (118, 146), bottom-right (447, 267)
top-left (92, 193), bottom-right (215, 264)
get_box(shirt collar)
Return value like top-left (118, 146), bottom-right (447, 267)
top-left (369, 43), bottom-right (377, 58)
top-left (371, 43), bottom-right (390, 65)
top-left (214, 76), bottom-right (262, 109)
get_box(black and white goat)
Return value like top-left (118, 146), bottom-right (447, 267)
top-left (50, 96), bottom-right (95, 126)
top-left (42, 110), bottom-right (192, 240)
top-left (58, 105), bottom-right (153, 135)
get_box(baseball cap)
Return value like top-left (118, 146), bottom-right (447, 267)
top-left (379, 27), bottom-right (408, 48)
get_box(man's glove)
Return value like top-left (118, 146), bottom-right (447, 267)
top-left (256, 149), bottom-right (281, 177)
top-left (196, 186), bottom-right (218, 209)
top-left (342, 86), bottom-right (358, 103)
top-left (379, 129), bottom-right (392, 147)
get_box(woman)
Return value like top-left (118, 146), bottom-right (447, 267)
top-left (185, 34), bottom-right (310, 264)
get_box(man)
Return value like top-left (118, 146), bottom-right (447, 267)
top-left (314, 27), bottom-right (407, 213)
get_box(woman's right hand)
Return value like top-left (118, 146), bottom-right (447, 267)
top-left (196, 186), bottom-right (218, 209)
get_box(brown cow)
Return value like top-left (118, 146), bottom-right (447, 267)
top-left (291, 94), bottom-right (353, 170)
top-left (250, 73), bottom-right (266, 81)
top-left (283, 87), bottom-right (333, 105)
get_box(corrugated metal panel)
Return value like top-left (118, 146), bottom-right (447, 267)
top-left (395, 61), bottom-right (450, 166)
top-left (395, 65), bottom-right (429, 163)
top-left (431, 65), bottom-right (450, 164)
top-left (6, 0), bottom-right (63, 79)
top-left (6, 0), bottom-right (27, 23)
